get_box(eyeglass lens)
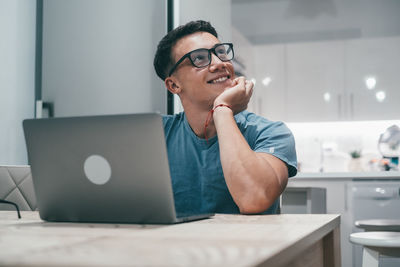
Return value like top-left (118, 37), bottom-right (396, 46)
top-left (189, 44), bottom-right (233, 68)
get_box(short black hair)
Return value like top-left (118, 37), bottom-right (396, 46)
top-left (153, 20), bottom-right (218, 80)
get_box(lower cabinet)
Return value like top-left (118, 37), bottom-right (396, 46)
top-left (281, 187), bottom-right (326, 214)
top-left (287, 177), bottom-right (353, 267)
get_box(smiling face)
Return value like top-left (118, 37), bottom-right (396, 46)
top-left (166, 32), bottom-right (235, 110)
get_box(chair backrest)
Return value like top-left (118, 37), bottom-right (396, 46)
top-left (0, 165), bottom-right (37, 211)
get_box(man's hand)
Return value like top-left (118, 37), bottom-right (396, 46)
top-left (213, 76), bottom-right (253, 114)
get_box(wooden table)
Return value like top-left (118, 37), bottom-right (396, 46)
top-left (0, 211), bottom-right (341, 267)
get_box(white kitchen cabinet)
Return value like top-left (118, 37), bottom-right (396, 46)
top-left (253, 44), bottom-right (286, 121)
top-left (287, 177), bottom-right (353, 267)
top-left (281, 187), bottom-right (326, 214)
top-left (253, 37), bottom-right (400, 122)
top-left (344, 37), bottom-right (400, 120)
top-left (286, 41), bottom-right (346, 122)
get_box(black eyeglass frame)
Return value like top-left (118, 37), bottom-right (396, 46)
top-left (0, 199), bottom-right (21, 219)
top-left (168, 43), bottom-right (234, 77)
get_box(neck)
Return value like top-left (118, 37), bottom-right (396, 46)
top-left (183, 103), bottom-right (216, 139)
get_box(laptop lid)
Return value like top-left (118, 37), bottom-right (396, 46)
top-left (23, 113), bottom-right (183, 224)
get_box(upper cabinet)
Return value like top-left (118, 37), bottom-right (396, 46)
top-left (253, 44), bottom-right (286, 121)
top-left (232, 0), bottom-right (400, 123)
top-left (345, 37), bottom-right (400, 121)
top-left (254, 37), bottom-right (400, 122)
top-left (286, 41), bottom-right (345, 122)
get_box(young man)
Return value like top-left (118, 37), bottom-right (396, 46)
top-left (154, 20), bottom-right (297, 215)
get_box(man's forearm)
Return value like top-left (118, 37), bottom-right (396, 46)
top-left (213, 107), bottom-right (288, 214)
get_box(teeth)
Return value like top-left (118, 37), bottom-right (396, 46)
top-left (211, 76), bottom-right (228, 83)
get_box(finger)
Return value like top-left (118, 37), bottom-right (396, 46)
top-left (247, 79), bottom-right (254, 89)
top-left (234, 76), bottom-right (245, 84)
top-left (234, 77), bottom-right (246, 90)
top-left (245, 80), bottom-right (253, 96)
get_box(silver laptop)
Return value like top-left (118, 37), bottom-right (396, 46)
top-left (23, 113), bottom-right (213, 224)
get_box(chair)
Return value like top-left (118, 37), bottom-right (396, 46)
top-left (0, 165), bottom-right (37, 211)
top-left (350, 231), bottom-right (400, 267)
top-left (355, 219), bottom-right (400, 232)
top-left (353, 219), bottom-right (400, 266)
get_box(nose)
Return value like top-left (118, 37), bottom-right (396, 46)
top-left (208, 53), bottom-right (226, 72)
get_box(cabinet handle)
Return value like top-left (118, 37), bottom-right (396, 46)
top-left (350, 93), bottom-right (354, 119)
top-left (344, 183), bottom-right (348, 211)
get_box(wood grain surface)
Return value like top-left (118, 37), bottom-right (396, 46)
top-left (0, 211), bottom-right (340, 267)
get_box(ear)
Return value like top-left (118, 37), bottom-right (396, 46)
top-left (165, 76), bottom-right (182, 94)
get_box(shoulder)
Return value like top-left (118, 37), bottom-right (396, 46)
top-left (236, 111), bottom-right (298, 177)
top-left (234, 110), bottom-right (289, 133)
top-left (162, 112), bottom-right (184, 124)
top-left (162, 112), bottom-right (185, 134)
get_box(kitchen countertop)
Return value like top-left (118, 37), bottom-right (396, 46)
top-left (294, 171), bottom-right (400, 179)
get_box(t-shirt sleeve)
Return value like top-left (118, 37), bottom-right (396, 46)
top-left (162, 114), bottom-right (176, 136)
top-left (240, 113), bottom-right (298, 177)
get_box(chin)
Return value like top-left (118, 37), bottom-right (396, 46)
top-left (223, 79), bottom-right (235, 89)
top-left (208, 84), bottom-right (229, 93)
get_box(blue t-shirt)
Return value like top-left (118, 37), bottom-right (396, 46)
top-left (162, 110), bottom-right (297, 216)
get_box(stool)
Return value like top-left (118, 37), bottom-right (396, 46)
top-left (350, 231), bottom-right (400, 267)
top-left (355, 219), bottom-right (400, 232)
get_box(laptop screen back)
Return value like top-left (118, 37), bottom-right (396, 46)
top-left (23, 113), bottom-right (178, 224)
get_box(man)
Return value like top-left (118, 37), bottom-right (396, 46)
top-left (153, 20), bottom-right (297, 215)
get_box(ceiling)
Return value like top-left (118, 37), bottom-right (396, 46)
top-left (231, 0), bottom-right (400, 45)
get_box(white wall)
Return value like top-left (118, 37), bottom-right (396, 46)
top-left (41, 0), bottom-right (167, 117)
top-left (173, 0), bottom-right (232, 113)
top-left (0, 0), bottom-right (36, 165)
top-left (178, 0), bottom-right (231, 42)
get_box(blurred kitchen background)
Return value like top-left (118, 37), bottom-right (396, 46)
top-left (231, 0), bottom-right (400, 174)
top-left (230, 2), bottom-right (400, 267)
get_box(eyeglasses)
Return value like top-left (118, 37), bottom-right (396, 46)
top-left (168, 43), bottom-right (234, 77)
top-left (0, 199), bottom-right (21, 219)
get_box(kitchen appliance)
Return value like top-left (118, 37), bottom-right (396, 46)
top-left (378, 125), bottom-right (400, 170)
